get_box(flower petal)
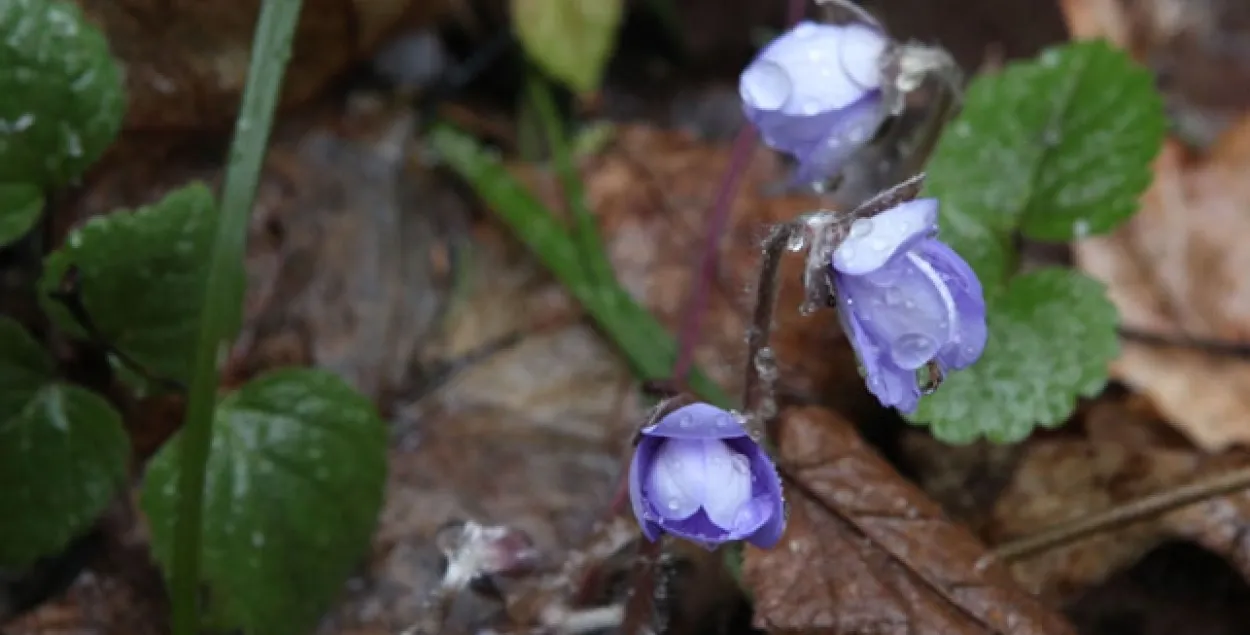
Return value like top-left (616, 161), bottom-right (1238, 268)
top-left (916, 239), bottom-right (988, 370)
top-left (645, 439), bottom-right (706, 521)
top-left (749, 21), bottom-right (879, 114)
top-left (699, 440), bottom-right (754, 530)
top-left (835, 274), bottom-right (923, 412)
top-left (837, 252), bottom-right (957, 370)
top-left (658, 510), bottom-right (732, 549)
top-left (831, 198), bottom-right (938, 276)
top-left (629, 437), bottom-right (663, 541)
top-left (641, 402), bottom-right (748, 440)
top-left (838, 23), bottom-right (888, 90)
top-left (790, 92), bottom-right (887, 186)
top-left (726, 437), bottom-right (786, 548)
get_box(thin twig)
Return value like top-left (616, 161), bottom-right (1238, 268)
top-left (1119, 326), bottom-right (1250, 358)
top-left (987, 465), bottom-right (1250, 565)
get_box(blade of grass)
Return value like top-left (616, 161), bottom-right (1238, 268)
top-left (525, 75), bottom-right (618, 290)
top-left (429, 124), bottom-right (732, 408)
top-left (168, 0), bottom-right (302, 633)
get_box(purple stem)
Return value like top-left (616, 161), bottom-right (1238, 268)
top-left (668, 0), bottom-right (808, 388)
top-left (669, 126), bottom-right (758, 385)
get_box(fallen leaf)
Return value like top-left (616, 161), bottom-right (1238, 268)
top-left (1058, 0), bottom-right (1250, 451)
top-left (318, 224), bottom-right (644, 633)
top-left (1072, 120), bottom-right (1250, 451)
top-left (743, 406), bottom-right (1075, 635)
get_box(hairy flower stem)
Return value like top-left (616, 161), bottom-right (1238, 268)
top-left (987, 465), bottom-right (1250, 566)
top-left (742, 224), bottom-right (794, 437)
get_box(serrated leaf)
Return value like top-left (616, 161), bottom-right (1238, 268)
top-left (0, 316), bottom-right (129, 567)
top-left (907, 268), bottom-right (1119, 444)
top-left (511, 0), bottom-right (624, 93)
top-left (925, 40), bottom-right (1166, 286)
top-left (0, 0), bottom-right (126, 187)
top-left (141, 368), bottom-right (387, 635)
top-left (39, 183), bottom-right (221, 386)
top-left (0, 182), bottom-right (42, 247)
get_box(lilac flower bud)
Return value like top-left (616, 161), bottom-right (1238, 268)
top-left (628, 403), bottom-right (785, 550)
top-left (831, 198), bottom-right (988, 413)
top-left (740, 20), bottom-right (890, 185)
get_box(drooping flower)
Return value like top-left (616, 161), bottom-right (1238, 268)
top-left (629, 403), bottom-right (785, 550)
top-left (739, 20), bottom-right (890, 185)
top-left (831, 198), bottom-right (987, 413)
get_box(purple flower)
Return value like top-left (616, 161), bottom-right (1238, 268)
top-left (740, 20), bottom-right (890, 185)
top-left (629, 403), bottom-right (785, 550)
top-left (831, 198), bottom-right (988, 413)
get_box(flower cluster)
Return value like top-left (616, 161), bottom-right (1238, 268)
top-left (628, 17), bottom-right (987, 553)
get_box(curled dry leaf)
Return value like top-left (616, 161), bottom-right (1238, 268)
top-left (75, 0), bottom-right (445, 130)
top-left (742, 406), bottom-right (1075, 635)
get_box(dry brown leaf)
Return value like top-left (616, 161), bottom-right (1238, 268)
top-left (1072, 121), bottom-right (1250, 451)
top-left (1058, 0), bottom-right (1250, 450)
top-left (983, 434), bottom-right (1250, 600)
top-left (742, 407), bottom-right (1075, 635)
top-left (319, 223), bottom-right (645, 633)
top-left (76, 0), bottom-right (444, 130)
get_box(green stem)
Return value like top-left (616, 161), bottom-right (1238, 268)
top-left (168, 1), bottom-right (303, 633)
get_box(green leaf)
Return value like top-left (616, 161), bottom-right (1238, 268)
top-left (141, 368), bottom-right (387, 635)
top-left (0, 0), bottom-right (126, 187)
top-left (39, 183), bottom-right (222, 386)
top-left (0, 316), bottom-right (129, 567)
top-left (511, 0), bottom-right (624, 93)
top-left (0, 183), bottom-right (42, 247)
top-left (428, 123), bottom-right (734, 409)
top-left (907, 268), bottom-right (1119, 444)
top-left (924, 40), bottom-right (1166, 286)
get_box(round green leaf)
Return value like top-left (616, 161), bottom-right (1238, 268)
top-left (39, 183), bottom-right (220, 386)
top-left (0, 317), bottom-right (129, 568)
top-left (141, 368), bottom-right (388, 635)
top-left (906, 268), bottom-right (1120, 444)
top-left (0, 182), bottom-right (43, 247)
top-left (923, 40), bottom-right (1167, 286)
top-left (511, 0), bottom-right (624, 93)
top-left (0, 0), bottom-right (126, 186)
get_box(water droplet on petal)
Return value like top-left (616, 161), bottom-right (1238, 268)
top-left (891, 332), bottom-right (938, 369)
top-left (849, 218), bottom-right (873, 239)
top-left (679, 416), bottom-right (693, 428)
top-left (801, 100), bottom-right (822, 116)
top-left (741, 60), bottom-right (792, 111)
